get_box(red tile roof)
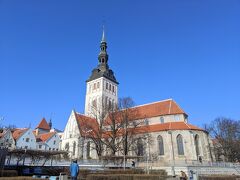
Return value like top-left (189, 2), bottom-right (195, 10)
top-left (134, 122), bottom-right (204, 134)
top-left (36, 118), bottom-right (50, 130)
top-left (36, 132), bottom-right (56, 142)
top-left (104, 99), bottom-right (186, 125)
top-left (74, 112), bottom-right (99, 137)
top-left (131, 99), bottom-right (186, 120)
top-left (12, 128), bottom-right (28, 140)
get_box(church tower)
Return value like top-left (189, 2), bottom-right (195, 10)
top-left (85, 29), bottom-right (118, 118)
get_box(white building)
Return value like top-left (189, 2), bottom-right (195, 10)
top-left (62, 30), bottom-right (215, 164)
top-left (12, 128), bottom-right (36, 150)
top-left (36, 131), bottom-right (60, 151)
top-left (0, 129), bottom-right (15, 149)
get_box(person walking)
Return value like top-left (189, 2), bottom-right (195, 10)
top-left (180, 171), bottom-right (188, 180)
top-left (70, 159), bottom-right (79, 180)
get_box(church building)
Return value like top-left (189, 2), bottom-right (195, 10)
top-left (61, 30), bottom-right (215, 165)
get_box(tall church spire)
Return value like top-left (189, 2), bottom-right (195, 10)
top-left (101, 26), bottom-right (106, 43)
top-left (98, 27), bottom-right (109, 71)
top-left (86, 29), bottom-right (118, 84)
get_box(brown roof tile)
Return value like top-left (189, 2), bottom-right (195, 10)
top-left (134, 122), bottom-right (204, 134)
top-left (131, 99), bottom-right (186, 120)
top-left (36, 132), bottom-right (56, 142)
top-left (36, 118), bottom-right (50, 130)
top-left (74, 112), bottom-right (99, 137)
top-left (12, 128), bottom-right (28, 140)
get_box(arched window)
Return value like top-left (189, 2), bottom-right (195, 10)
top-left (160, 117), bottom-right (164, 123)
top-left (87, 141), bottom-right (91, 158)
top-left (177, 134), bottom-right (184, 155)
top-left (72, 141), bottom-right (76, 156)
top-left (137, 139), bottom-right (144, 156)
top-left (65, 142), bottom-right (69, 151)
top-left (194, 134), bottom-right (200, 157)
top-left (157, 135), bottom-right (164, 155)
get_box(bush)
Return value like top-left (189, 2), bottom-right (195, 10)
top-left (199, 175), bottom-right (240, 180)
top-left (148, 170), bottom-right (167, 176)
top-left (0, 177), bottom-right (42, 180)
top-left (86, 174), bottom-right (171, 180)
top-left (0, 170), bottom-right (18, 177)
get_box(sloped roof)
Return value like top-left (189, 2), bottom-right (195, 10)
top-left (74, 112), bottom-right (99, 137)
top-left (12, 128), bottom-right (28, 140)
top-left (131, 99), bottom-right (186, 120)
top-left (104, 99), bottom-right (186, 125)
top-left (134, 122), bottom-right (204, 134)
top-left (36, 132), bottom-right (56, 142)
top-left (36, 118), bottom-right (50, 130)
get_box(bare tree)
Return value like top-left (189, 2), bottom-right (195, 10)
top-left (206, 117), bottom-right (240, 162)
top-left (83, 97), bottom-right (149, 159)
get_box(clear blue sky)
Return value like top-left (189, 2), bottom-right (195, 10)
top-left (1, 0), bottom-right (240, 130)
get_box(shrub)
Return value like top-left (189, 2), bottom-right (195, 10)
top-left (0, 170), bottom-right (18, 177)
top-left (86, 174), bottom-right (171, 180)
top-left (199, 175), bottom-right (240, 180)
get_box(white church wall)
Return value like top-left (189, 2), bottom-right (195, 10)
top-left (61, 111), bottom-right (83, 159)
top-left (145, 114), bottom-right (186, 126)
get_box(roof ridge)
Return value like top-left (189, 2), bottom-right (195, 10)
top-left (168, 100), bottom-right (172, 114)
top-left (172, 99), bottom-right (186, 114)
top-left (131, 98), bottom-right (173, 109)
top-left (184, 121), bottom-right (191, 129)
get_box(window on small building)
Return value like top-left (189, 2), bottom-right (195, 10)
top-left (26, 138), bottom-right (30, 142)
top-left (25, 146), bottom-right (28, 149)
top-left (157, 135), bottom-right (164, 155)
top-left (97, 82), bottom-right (100, 88)
top-left (49, 148), bottom-right (51, 150)
top-left (177, 134), bottom-right (184, 155)
top-left (39, 145), bottom-right (42, 149)
top-left (53, 140), bottom-right (56, 145)
top-left (160, 117), bottom-right (164, 123)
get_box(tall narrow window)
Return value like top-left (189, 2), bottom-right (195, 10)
top-left (137, 139), bottom-right (144, 156)
top-left (112, 86), bottom-right (115, 93)
top-left (72, 142), bottom-right (76, 156)
top-left (194, 134), bottom-right (200, 157)
top-left (109, 84), bottom-right (112, 91)
top-left (158, 135), bottom-right (164, 155)
top-left (87, 141), bottom-right (91, 158)
top-left (106, 83), bottom-right (109, 90)
top-left (93, 83), bottom-right (96, 90)
top-left (177, 134), bottom-right (184, 155)
top-left (97, 82), bottom-right (100, 88)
